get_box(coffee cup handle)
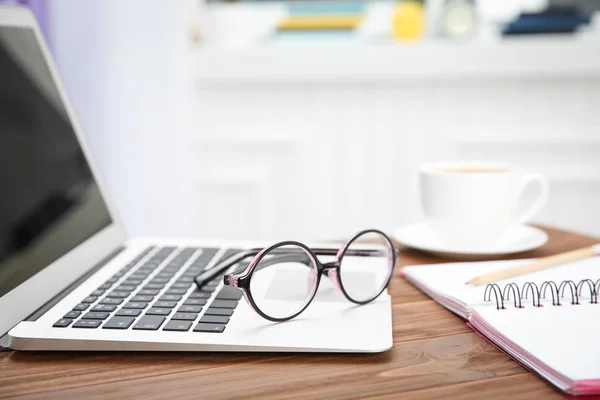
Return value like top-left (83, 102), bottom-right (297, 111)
top-left (517, 173), bottom-right (550, 224)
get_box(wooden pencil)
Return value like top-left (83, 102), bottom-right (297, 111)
top-left (466, 244), bottom-right (600, 286)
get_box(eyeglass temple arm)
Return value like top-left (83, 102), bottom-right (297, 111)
top-left (194, 248), bottom-right (318, 288)
top-left (194, 249), bottom-right (261, 288)
top-left (195, 247), bottom-right (395, 288)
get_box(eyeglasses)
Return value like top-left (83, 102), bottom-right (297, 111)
top-left (195, 229), bottom-right (398, 322)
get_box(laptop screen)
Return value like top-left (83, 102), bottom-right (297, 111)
top-left (0, 27), bottom-right (112, 297)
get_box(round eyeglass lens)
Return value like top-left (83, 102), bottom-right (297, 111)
top-left (249, 244), bottom-right (318, 320)
top-left (339, 231), bottom-right (393, 302)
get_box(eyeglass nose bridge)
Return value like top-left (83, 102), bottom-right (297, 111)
top-left (321, 261), bottom-right (339, 270)
top-left (321, 261), bottom-right (344, 295)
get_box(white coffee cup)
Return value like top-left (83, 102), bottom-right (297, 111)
top-left (419, 161), bottom-right (549, 248)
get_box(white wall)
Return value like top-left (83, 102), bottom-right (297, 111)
top-left (49, 0), bottom-right (195, 238)
top-left (191, 46), bottom-right (600, 242)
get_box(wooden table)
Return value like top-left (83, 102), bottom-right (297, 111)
top-left (1, 226), bottom-right (597, 399)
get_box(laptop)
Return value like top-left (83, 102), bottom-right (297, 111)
top-left (0, 5), bottom-right (392, 352)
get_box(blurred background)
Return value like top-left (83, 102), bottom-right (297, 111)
top-left (7, 0), bottom-right (600, 242)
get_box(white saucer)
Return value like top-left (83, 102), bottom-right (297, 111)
top-left (393, 222), bottom-right (548, 260)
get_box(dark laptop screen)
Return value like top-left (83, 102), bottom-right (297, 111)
top-left (0, 27), bottom-right (112, 297)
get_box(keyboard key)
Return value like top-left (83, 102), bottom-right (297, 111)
top-left (103, 316), bottom-right (135, 329)
top-left (172, 313), bottom-right (197, 321)
top-left (128, 274), bottom-right (148, 280)
top-left (64, 310), bottom-right (81, 319)
top-left (100, 297), bottom-right (123, 305)
top-left (165, 288), bottom-right (187, 295)
top-left (146, 308), bottom-right (171, 316)
top-left (138, 289), bottom-right (160, 296)
top-left (82, 296), bottom-right (97, 303)
top-left (107, 291), bottom-right (130, 298)
top-left (153, 301), bottom-right (177, 308)
top-left (144, 283), bottom-right (165, 290)
top-left (204, 308), bottom-right (234, 317)
top-left (91, 304), bottom-right (117, 312)
top-left (159, 295), bottom-right (182, 302)
top-left (99, 283), bottom-right (112, 290)
top-left (183, 298), bottom-right (207, 306)
top-left (91, 289), bottom-right (105, 297)
top-left (216, 287), bottom-right (243, 301)
top-left (193, 323), bottom-right (225, 333)
top-left (82, 312), bottom-right (110, 320)
top-left (131, 295), bottom-right (154, 302)
top-left (73, 319), bottom-right (102, 329)
top-left (188, 291), bottom-right (211, 299)
top-left (199, 315), bottom-right (229, 324)
top-left (116, 285), bottom-right (137, 292)
top-left (133, 315), bottom-right (166, 331)
top-left (123, 302), bottom-right (148, 309)
top-left (123, 279), bottom-right (143, 286)
top-left (151, 277), bottom-right (170, 284)
top-left (116, 308), bottom-right (142, 317)
top-left (53, 318), bottom-right (72, 327)
top-left (178, 305), bottom-right (202, 313)
top-left (73, 303), bottom-right (90, 311)
top-left (170, 282), bottom-right (191, 289)
top-left (163, 320), bottom-right (193, 332)
top-left (195, 248), bottom-right (218, 261)
top-left (210, 300), bottom-right (238, 309)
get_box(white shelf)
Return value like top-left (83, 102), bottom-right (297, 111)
top-left (195, 36), bottom-right (600, 84)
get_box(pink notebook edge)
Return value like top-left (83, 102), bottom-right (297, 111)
top-left (467, 311), bottom-right (600, 396)
top-left (399, 268), bottom-right (600, 396)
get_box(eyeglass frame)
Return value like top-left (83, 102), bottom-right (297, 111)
top-left (195, 229), bottom-right (398, 323)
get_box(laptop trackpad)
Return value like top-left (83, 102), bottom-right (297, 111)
top-left (264, 270), bottom-right (377, 303)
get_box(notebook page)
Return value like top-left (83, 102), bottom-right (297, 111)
top-left (471, 302), bottom-right (600, 386)
top-left (402, 256), bottom-right (600, 312)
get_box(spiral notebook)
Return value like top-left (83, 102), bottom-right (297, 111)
top-left (400, 257), bottom-right (600, 395)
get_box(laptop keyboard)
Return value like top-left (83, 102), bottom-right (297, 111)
top-left (52, 246), bottom-right (243, 333)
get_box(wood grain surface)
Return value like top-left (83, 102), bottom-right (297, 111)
top-left (1, 225), bottom-right (597, 399)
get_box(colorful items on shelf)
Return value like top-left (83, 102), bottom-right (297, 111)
top-left (392, 0), bottom-right (477, 41)
top-left (503, 9), bottom-right (592, 35)
top-left (276, 2), bottom-right (365, 32)
top-left (392, 0), bottom-right (425, 40)
top-left (437, 0), bottom-right (477, 38)
top-left (226, 0), bottom-right (598, 44)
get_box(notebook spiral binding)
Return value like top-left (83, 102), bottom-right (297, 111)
top-left (484, 279), bottom-right (600, 310)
